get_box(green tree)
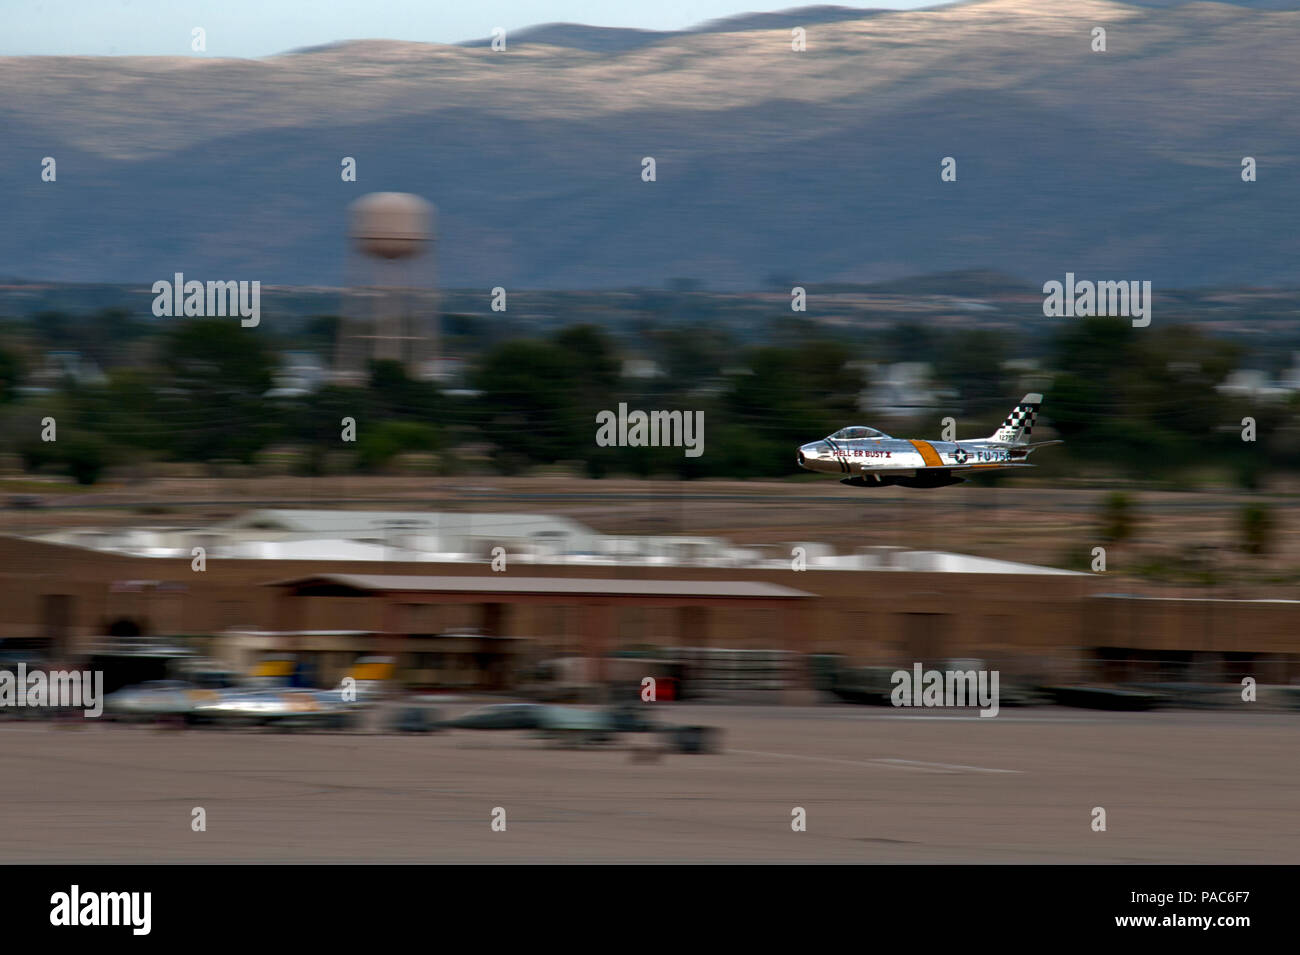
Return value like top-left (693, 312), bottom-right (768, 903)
top-left (369, 359), bottom-right (441, 421)
top-left (1240, 502), bottom-right (1274, 556)
top-left (719, 340), bottom-right (861, 475)
top-left (70, 369), bottom-right (163, 452)
top-left (0, 347), bottom-right (24, 403)
top-left (554, 323), bottom-right (618, 390)
top-left (60, 433), bottom-right (110, 485)
top-left (473, 339), bottom-right (584, 470)
top-left (1051, 318), bottom-right (1241, 479)
top-left (356, 420), bottom-right (440, 471)
top-left (156, 319), bottom-right (278, 462)
top-left (1099, 491), bottom-right (1138, 544)
top-left (934, 330), bottom-right (1008, 413)
top-left (282, 384), bottom-right (371, 473)
top-left (649, 326), bottom-right (734, 384)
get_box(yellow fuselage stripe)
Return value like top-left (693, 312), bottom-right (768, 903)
top-left (908, 439), bottom-right (944, 467)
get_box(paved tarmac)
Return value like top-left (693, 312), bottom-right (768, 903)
top-left (1, 705), bottom-right (1296, 863)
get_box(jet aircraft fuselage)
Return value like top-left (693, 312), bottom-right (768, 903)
top-left (797, 394), bottom-right (1059, 488)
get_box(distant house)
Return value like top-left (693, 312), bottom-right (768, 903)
top-left (265, 351), bottom-right (328, 397)
top-left (421, 356), bottom-right (467, 385)
top-left (860, 362), bottom-right (949, 418)
top-left (17, 350), bottom-right (107, 395)
top-left (1217, 358), bottom-right (1300, 402)
top-left (621, 357), bottom-right (662, 379)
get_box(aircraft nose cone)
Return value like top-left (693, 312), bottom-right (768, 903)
top-left (797, 442), bottom-right (822, 468)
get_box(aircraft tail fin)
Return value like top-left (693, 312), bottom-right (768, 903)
top-left (987, 393), bottom-right (1043, 446)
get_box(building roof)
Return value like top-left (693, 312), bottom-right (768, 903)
top-left (890, 551), bottom-right (1088, 575)
top-left (1093, 593), bottom-right (1300, 605)
top-left (218, 509), bottom-right (596, 537)
top-left (266, 573), bottom-right (813, 601)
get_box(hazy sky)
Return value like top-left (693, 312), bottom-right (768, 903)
top-left (1, 1), bottom-right (937, 57)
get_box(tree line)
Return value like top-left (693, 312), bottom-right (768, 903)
top-left (0, 312), bottom-right (1289, 487)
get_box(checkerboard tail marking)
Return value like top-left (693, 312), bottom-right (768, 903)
top-left (988, 393), bottom-right (1042, 446)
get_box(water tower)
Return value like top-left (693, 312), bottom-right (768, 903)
top-left (335, 192), bottom-right (438, 384)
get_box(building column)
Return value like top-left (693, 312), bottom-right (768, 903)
top-left (479, 602), bottom-right (506, 637)
top-left (781, 602), bottom-right (816, 704)
top-left (584, 602), bottom-right (613, 694)
top-left (380, 599), bottom-right (407, 662)
top-left (676, 605), bottom-right (708, 648)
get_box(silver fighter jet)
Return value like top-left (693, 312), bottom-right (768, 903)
top-left (798, 393), bottom-right (1061, 488)
top-left (190, 656), bottom-right (395, 729)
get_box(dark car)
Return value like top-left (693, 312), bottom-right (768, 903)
top-left (438, 703), bottom-right (547, 730)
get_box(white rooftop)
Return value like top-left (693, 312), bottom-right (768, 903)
top-left (214, 509), bottom-right (595, 538)
top-left (19, 509), bottom-right (1084, 575)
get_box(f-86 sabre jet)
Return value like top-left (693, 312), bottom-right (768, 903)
top-left (797, 393), bottom-right (1061, 488)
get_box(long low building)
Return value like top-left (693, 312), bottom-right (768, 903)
top-left (3, 531), bottom-right (1299, 689)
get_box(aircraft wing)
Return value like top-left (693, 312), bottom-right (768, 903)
top-left (853, 463), bottom-right (1037, 476)
top-left (947, 463), bottom-right (1037, 474)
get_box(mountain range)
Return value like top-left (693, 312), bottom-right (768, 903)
top-left (2, 0), bottom-right (1299, 290)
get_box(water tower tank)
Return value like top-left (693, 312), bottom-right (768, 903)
top-left (349, 192), bottom-right (433, 260)
top-left (335, 192), bottom-right (439, 383)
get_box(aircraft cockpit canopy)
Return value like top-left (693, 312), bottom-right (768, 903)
top-left (829, 426), bottom-right (888, 441)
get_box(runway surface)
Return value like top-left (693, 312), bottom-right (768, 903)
top-left (1, 705), bottom-right (1296, 863)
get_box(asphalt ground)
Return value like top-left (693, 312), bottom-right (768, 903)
top-left (0, 704), bottom-right (1296, 863)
